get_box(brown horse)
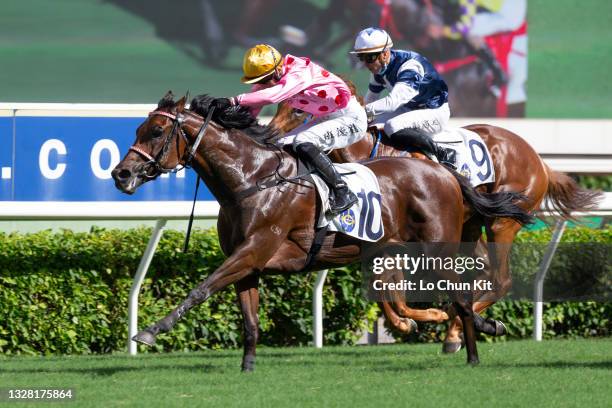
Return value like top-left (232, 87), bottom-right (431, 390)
top-left (111, 92), bottom-right (534, 369)
top-left (270, 99), bottom-right (603, 351)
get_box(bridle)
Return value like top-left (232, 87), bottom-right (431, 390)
top-left (129, 106), bottom-right (216, 179)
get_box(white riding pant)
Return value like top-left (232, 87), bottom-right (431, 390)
top-left (277, 96), bottom-right (367, 152)
top-left (371, 103), bottom-right (450, 135)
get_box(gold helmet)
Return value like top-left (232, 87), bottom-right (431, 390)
top-left (241, 44), bottom-right (283, 84)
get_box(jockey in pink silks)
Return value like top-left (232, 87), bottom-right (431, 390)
top-left (211, 44), bottom-right (367, 215)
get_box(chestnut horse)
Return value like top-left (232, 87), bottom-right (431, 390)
top-left (270, 98), bottom-right (603, 352)
top-left (111, 92), bottom-right (535, 369)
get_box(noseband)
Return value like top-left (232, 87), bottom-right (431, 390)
top-left (129, 107), bottom-right (215, 179)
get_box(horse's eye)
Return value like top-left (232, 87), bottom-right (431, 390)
top-left (151, 126), bottom-right (163, 138)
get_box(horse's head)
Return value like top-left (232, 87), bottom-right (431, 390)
top-left (112, 91), bottom-right (191, 194)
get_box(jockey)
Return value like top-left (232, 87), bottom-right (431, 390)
top-left (351, 27), bottom-right (456, 167)
top-left (211, 44), bottom-right (367, 215)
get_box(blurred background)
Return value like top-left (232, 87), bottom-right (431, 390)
top-left (2, 0), bottom-right (610, 118)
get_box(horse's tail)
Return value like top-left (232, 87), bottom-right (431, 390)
top-left (543, 165), bottom-right (603, 220)
top-left (450, 170), bottom-right (535, 226)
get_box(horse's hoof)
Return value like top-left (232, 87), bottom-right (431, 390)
top-left (402, 317), bottom-right (418, 334)
top-left (495, 320), bottom-right (508, 336)
top-left (132, 330), bottom-right (156, 346)
top-left (436, 310), bottom-right (450, 322)
top-left (468, 358), bottom-right (480, 366)
top-left (394, 317), bottom-right (417, 334)
top-left (442, 341), bottom-right (462, 354)
top-left (486, 318), bottom-right (507, 336)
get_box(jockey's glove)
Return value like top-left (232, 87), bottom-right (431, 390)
top-left (365, 106), bottom-right (375, 124)
top-left (211, 97), bottom-right (232, 111)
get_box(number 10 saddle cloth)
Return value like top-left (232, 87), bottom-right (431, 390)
top-left (311, 163), bottom-right (385, 242)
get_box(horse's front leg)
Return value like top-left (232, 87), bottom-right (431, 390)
top-left (235, 274), bottom-right (259, 372)
top-left (133, 233), bottom-right (278, 347)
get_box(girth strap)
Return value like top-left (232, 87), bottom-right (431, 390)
top-left (302, 224), bottom-right (329, 271)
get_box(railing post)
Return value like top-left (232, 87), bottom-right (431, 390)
top-left (313, 269), bottom-right (328, 348)
top-left (128, 219), bottom-right (167, 355)
top-left (533, 219), bottom-right (567, 341)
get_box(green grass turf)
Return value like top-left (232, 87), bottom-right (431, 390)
top-left (1, 339), bottom-right (610, 407)
top-left (1, 0), bottom-right (611, 119)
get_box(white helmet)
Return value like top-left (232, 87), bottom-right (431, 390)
top-left (350, 27), bottom-right (393, 54)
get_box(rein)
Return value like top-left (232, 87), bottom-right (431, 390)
top-left (129, 106), bottom-right (216, 252)
top-left (235, 142), bottom-right (316, 201)
top-left (129, 107), bottom-right (216, 178)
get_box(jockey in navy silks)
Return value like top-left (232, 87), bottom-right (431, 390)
top-left (351, 27), bottom-right (457, 168)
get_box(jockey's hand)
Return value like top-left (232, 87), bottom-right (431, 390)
top-left (365, 106), bottom-right (375, 124)
top-left (211, 97), bottom-right (232, 111)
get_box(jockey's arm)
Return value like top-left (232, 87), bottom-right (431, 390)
top-left (233, 71), bottom-right (308, 111)
top-left (365, 63), bottom-right (422, 117)
top-left (366, 82), bottom-right (417, 116)
top-left (364, 89), bottom-right (380, 105)
top-left (365, 73), bottom-right (384, 104)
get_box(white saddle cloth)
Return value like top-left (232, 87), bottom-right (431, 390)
top-left (311, 163), bottom-right (384, 242)
top-left (433, 128), bottom-right (496, 187)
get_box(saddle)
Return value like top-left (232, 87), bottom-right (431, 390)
top-left (366, 126), bottom-right (495, 187)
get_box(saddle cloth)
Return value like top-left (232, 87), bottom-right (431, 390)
top-left (432, 128), bottom-right (496, 187)
top-left (311, 163), bottom-right (384, 242)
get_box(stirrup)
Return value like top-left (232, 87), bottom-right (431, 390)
top-left (327, 188), bottom-right (357, 216)
top-left (437, 148), bottom-right (457, 170)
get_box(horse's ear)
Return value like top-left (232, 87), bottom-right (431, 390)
top-left (158, 90), bottom-right (175, 108)
top-left (176, 96), bottom-right (187, 112)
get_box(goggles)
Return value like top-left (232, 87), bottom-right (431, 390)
top-left (357, 53), bottom-right (381, 64)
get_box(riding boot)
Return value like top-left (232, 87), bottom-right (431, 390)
top-left (295, 142), bottom-right (358, 215)
top-left (389, 128), bottom-right (458, 169)
top-left (388, 128), bottom-right (439, 162)
top-left (438, 147), bottom-right (458, 170)
top-left (475, 45), bottom-right (508, 87)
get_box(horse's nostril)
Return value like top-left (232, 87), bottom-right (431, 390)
top-left (113, 168), bottom-right (132, 180)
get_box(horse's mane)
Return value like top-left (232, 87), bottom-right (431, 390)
top-left (337, 75), bottom-right (364, 106)
top-left (188, 94), bottom-right (278, 144)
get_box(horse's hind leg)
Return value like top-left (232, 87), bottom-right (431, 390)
top-left (235, 275), bottom-right (260, 372)
top-left (369, 243), bottom-right (419, 334)
top-left (443, 218), bottom-right (523, 353)
top-left (428, 240), bottom-right (481, 365)
top-left (443, 218), bottom-right (485, 353)
top-left (379, 299), bottom-right (448, 337)
top-left (394, 302), bottom-right (448, 323)
top-left (379, 301), bottom-right (418, 334)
